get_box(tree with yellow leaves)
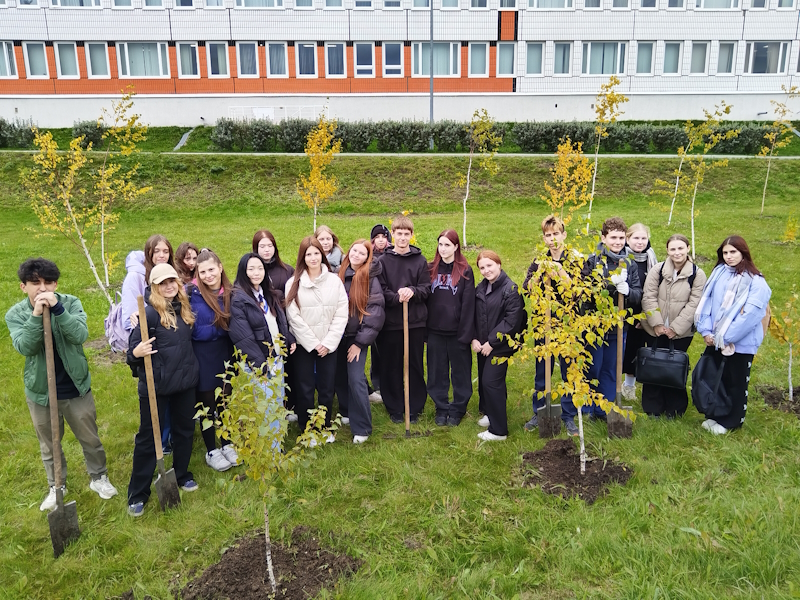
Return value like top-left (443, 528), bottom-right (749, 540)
top-left (541, 137), bottom-right (594, 226)
top-left (297, 113), bottom-right (342, 231)
top-left (769, 290), bottom-right (800, 403)
top-left (758, 85), bottom-right (798, 216)
top-left (456, 109), bottom-right (501, 248)
top-left (585, 76), bottom-right (628, 234)
top-left (21, 90), bottom-right (150, 305)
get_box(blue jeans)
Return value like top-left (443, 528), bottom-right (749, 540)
top-left (563, 332), bottom-right (626, 422)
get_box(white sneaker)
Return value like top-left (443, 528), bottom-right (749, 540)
top-left (286, 412), bottom-right (298, 423)
top-left (701, 419), bottom-right (718, 431)
top-left (708, 423), bottom-right (729, 435)
top-left (368, 391), bottom-right (383, 404)
top-left (325, 434), bottom-right (336, 444)
top-left (341, 417), bottom-right (350, 425)
top-left (353, 435), bottom-right (369, 444)
top-left (478, 430), bottom-right (507, 442)
top-left (220, 445), bottom-right (240, 466)
top-left (205, 449), bottom-right (233, 472)
top-left (477, 415), bottom-right (490, 427)
top-left (40, 486), bottom-right (66, 512)
top-left (89, 475), bottom-right (118, 500)
top-left (621, 384), bottom-right (636, 401)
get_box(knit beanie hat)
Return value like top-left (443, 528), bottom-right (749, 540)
top-left (370, 224), bottom-right (390, 241)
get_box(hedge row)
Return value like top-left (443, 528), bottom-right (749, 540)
top-left (0, 118), bottom-right (34, 149)
top-left (210, 117), bottom-right (776, 155)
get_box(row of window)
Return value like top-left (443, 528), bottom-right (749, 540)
top-left (1, 0), bottom-right (795, 8)
top-left (1, 39), bottom-right (796, 80)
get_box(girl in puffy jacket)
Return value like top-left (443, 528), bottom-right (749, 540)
top-left (694, 235), bottom-right (771, 434)
top-left (127, 263), bottom-right (199, 517)
top-left (285, 237), bottom-right (349, 439)
top-left (188, 250), bottom-right (238, 472)
top-left (121, 234), bottom-right (175, 332)
top-left (334, 240), bottom-right (385, 444)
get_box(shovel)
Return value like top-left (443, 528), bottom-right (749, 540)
top-left (538, 276), bottom-right (561, 438)
top-left (43, 305), bottom-right (81, 558)
top-left (403, 302), bottom-right (411, 438)
top-left (137, 296), bottom-right (181, 510)
top-left (607, 292), bottom-right (633, 439)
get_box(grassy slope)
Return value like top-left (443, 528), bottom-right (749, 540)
top-left (1, 154), bottom-right (800, 600)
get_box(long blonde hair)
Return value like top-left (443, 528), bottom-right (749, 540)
top-left (149, 279), bottom-right (195, 330)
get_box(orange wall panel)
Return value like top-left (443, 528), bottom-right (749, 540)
top-left (499, 11), bottom-right (516, 42)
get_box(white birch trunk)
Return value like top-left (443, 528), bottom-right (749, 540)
top-left (66, 198), bottom-right (112, 305)
top-left (789, 343), bottom-right (793, 403)
top-left (463, 150), bottom-right (473, 247)
top-left (761, 146), bottom-right (774, 216)
top-left (586, 135), bottom-right (601, 235)
top-left (577, 408), bottom-right (586, 475)
top-left (264, 501), bottom-right (277, 594)
top-left (667, 155), bottom-right (685, 226)
top-left (313, 203), bottom-right (317, 232)
top-left (101, 206), bottom-right (109, 288)
top-left (690, 180), bottom-right (699, 261)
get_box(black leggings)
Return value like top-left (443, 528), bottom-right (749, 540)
top-left (196, 388), bottom-right (231, 453)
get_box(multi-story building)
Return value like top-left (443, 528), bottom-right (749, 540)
top-left (1, 0), bottom-right (798, 125)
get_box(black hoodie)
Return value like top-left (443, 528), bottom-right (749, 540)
top-left (426, 261), bottom-right (476, 345)
top-left (376, 245), bottom-right (431, 330)
top-left (264, 258), bottom-right (294, 304)
top-left (341, 262), bottom-right (386, 348)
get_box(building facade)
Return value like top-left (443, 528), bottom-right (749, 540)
top-left (1, 0), bottom-right (798, 125)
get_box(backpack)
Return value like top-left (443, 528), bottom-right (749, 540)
top-left (657, 262), bottom-right (697, 288)
top-left (104, 291), bottom-right (129, 353)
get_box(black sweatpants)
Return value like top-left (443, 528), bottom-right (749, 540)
top-left (292, 345), bottom-right (337, 433)
top-left (196, 388), bottom-right (231, 453)
top-left (477, 354), bottom-right (509, 437)
top-left (377, 328), bottom-right (426, 419)
top-left (697, 348), bottom-right (754, 430)
top-left (426, 332), bottom-right (473, 419)
top-left (640, 334), bottom-right (693, 417)
top-left (128, 387), bottom-right (196, 505)
top-left (623, 325), bottom-right (649, 376)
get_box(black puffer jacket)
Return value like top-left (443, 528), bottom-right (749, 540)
top-left (229, 286), bottom-right (294, 369)
top-left (264, 259), bottom-right (294, 304)
top-left (127, 301), bottom-right (199, 396)
top-left (377, 245), bottom-right (431, 330)
top-left (474, 271), bottom-right (525, 358)
top-left (341, 262), bottom-right (386, 349)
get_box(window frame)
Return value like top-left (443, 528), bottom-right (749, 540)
top-left (353, 0), bottom-right (372, 8)
top-left (206, 42), bottom-right (230, 78)
top-left (17, 0), bottom-right (41, 7)
top-left (85, 42), bottom-right (110, 79)
top-left (528, 0), bottom-right (574, 8)
top-left (173, 0), bottom-right (194, 8)
top-left (325, 0), bottom-right (344, 9)
top-left (411, 42), bottom-right (460, 78)
top-left (662, 41), bottom-right (682, 75)
top-left (749, 0), bottom-right (766, 7)
top-left (497, 42), bottom-right (516, 77)
top-left (353, 42), bottom-right (375, 78)
top-left (383, 0), bottom-right (401, 8)
top-left (112, 0), bottom-right (134, 9)
top-left (55, 41), bottom-right (80, 79)
top-left (553, 42), bottom-right (572, 76)
top-left (525, 41), bottom-right (543, 76)
top-left (715, 41), bottom-right (736, 75)
top-left (638, 0), bottom-right (656, 8)
top-left (236, 41), bottom-right (259, 78)
top-left (177, 42), bottom-right (200, 79)
top-left (142, 0), bottom-right (164, 9)
top-left (689, 41), bottom-right (708, 75)
top-left (23, 42), bottom-right (49, 79)
top-left (611, 0), bottom-right (629, 8)
top-left (266, 42), bottom-right (288, 78)
top-left (205, 0), bottom-right (226, 9)
top-left (583, 0), bottom-right (601, 9)
top-left (441, 0), bottom-right (460, 9)
top-left (117, 42), bottom-right (171, 79)
top-left (324, 42), bottom-right (346, 78)
top-left (694, 0), bottom-right (737, 9)
top-left (635, 41), bottom-right (654, 75)
top-left (743, 41), bottom-right (790, 75)
top-left (296, 42), bottom-right (318, 78)
top-left (0, 41), bottom-right (18, 78)
top-left (666, 0), bottom-right (683, 8)
top-left (581, 41), bottom-right (626, 76)
top-left (468, 42), bottom-right (489, 77)
top-left (50, 0), bottom-right (101, 8)
top-left (470, 0), bottom-right (488, 9)
top-left (412, 0), bottom-right (430, 8)
top-left (499, 0), bottom-right (516, 8)
top-left (294, 0), bottom-right (314, 9)
top-left (777, 0), bottom-right (794, 9)
top-left (0, 0), bottom-right (6, 8)
top-left (382, 41), bottom-right (404, 77)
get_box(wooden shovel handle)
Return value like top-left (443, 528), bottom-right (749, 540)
top-left (616, 292), bottom-right (624, 396)
top-left (544, 277), bottom-right (552, 409)
top-left (137, 296), bottom-right (164, 460)
top-left (42, 306), bottom-right (64, 490)
top-left (403, 302), bottom-right (410, 433)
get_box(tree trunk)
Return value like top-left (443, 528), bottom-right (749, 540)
top-left (313, 202), bottom-right (317, 232)
top-left (264, 500), bottom-right (277, 594)
top-left (66, 197), bottom-right (113, 305)
top-left (577, 408), bottom-right (586, 475)
top-left (789, 343), bottom-right (793, 404)
top-left (690, 179), bottom-right (699, 261)
top-left (585, 135), bottom-right (601, 235)
top-left (667, 155), bottom-right (685, 226)
top-left (761, 147), bottom-right (774, 216)
top-left (101, 204), bottom-right (109, 288)
top-left (463, 150), bottom-right (473, 247)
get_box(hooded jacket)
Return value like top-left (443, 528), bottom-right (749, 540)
top-left (642, 258), bottom-right (707, 339)
top-left (426, 261), bottom-right (476, 346)
top-left (581, 244), bottom-right (643, 336)
top-left (121, 250), bottom-right (146, 331)
top-left (188, 284), bottom-right (235, 392)
top-left (285, 265), bottom-right (349, 353)
top-left (377, 245), bottom-right (431, 331)
top-left (341, 262), bottom-right (386, 348)
top-left (229, 286), bottom-right (294, 369)
top-left (474, 271), bottom-right (525, 358)
top-left (264, 258), bottom-right (294, 304)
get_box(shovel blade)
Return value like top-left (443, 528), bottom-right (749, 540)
top-left (155, 467), bottom-right (181, 511)
top-left (607, 404), bottom-right (634, 439)
top-left (48, 501), bottom-right (80, 558)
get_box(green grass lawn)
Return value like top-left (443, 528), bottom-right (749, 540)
top-left (1, 154), bottom-right (800, 600)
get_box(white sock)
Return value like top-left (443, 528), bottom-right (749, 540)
top-left (624, 375), bottom-right (636, 387)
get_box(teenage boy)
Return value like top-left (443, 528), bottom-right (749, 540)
top-left (522, 215), bottom-right (577, 434)
top-left (376, 216), bottom-right (431, 422)
top-left (6, 258), bottom-right (118, 511)
top-left (563, 217), bottom-right (642, 432)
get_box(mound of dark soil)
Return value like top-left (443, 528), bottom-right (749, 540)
top-left (520, 439), bottom-right (632, 505)
top-left (758, 384), bottom-right (800, 419)
top-left (180, 527), bottom-right (360, 600)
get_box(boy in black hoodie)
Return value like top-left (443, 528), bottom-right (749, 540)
top-left (376, 216), bottom-right (431, 422)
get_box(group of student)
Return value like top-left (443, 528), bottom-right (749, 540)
top-left (6, 213), bottom-right (771, 519)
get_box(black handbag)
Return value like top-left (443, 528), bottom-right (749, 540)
top-left (635, 340), bottom-right (690, 390)
top-left (691, 351), bottom-right (732, 418)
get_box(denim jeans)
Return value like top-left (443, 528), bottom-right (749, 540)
top-left (335, 337), bottom-right (372, 436)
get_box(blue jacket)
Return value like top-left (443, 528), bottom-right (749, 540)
top-left (695, 267), bottom-right (771, 355)
top-left (189, 285), bottom-right (228, 343)
top-left (120, 250), bottom-right (146, 332)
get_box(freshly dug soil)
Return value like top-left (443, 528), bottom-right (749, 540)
top-left (85, 336), bottom-right (127, 365)
top-left (520, 439), bottom-right (633, 505)
top-left (180, 527), bottom-right (361, 600)
top-left (758, 384), bottom-right (800, 419)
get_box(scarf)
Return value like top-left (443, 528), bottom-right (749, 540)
top-left (694, 264), bottom-right (753, 350)
top-left (627, 242), bottom-right (658, 271)
top-left (598, 243), bottom-right (629, 264)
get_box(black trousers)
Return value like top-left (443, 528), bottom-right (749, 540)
top-left (377, 328), bottom-right (426, 419)
top-left (369, 342), bottom-right (381, 392)
top-left (426, 332), bottom-right (473, 418)
top-left (196, 388), bottom-right (231, 453)
top-left (697, 348), bottom-right (754, 430)
top-left (292, 345), bottom-right (338, 433)
top-left (477, 354), bottom-right (509, 436)
top-left (623, 325), bottom-right (649, 376)
top-left (128, 387), bottom-right (195, 505)
top-left (640, 334), bottom-right (693, 417)
top-left (283, 352), bottom-right (296, 411)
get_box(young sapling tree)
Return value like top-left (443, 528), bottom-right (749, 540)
top-left (769, 290), bottom-right (800, 403)
top-left (758, 85), bottom-right (798, 216)
top-left (297, 113), bottom-right (342, 231)
top-left (541, 137), bottom-right (594, 227)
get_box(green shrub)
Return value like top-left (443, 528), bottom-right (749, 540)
top-left (0, 118), bottom-right (35, 148)
top-left (400, 121), bottom-right (431, 152)
top-left (335, 121), bottom-right (373, 152)
top-left (627, 124), bottom-right (655, 154)
top-left (712, 123), bottom-right (767, 155)
top-left (278, 119), bottom-right (314, 153)
top-left (211, 118), bottom-right (251, 151)
top-left (651, 125), bottom-right (689, 153)
top-left (209, 165), bottom-right (226, 174)
top-left (374, 121), bottom-right (403, 152)
top-left (511, 122), bottom-right (543, 153)
top-left (72, 120), bottom-right (107, 150)
top-left (433, 120), bottom-right (469, 152)
top-left (250, 119), bottom-right (278, 152)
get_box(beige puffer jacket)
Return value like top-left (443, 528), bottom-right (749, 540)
top-left (641, 258), bottom-right (707, 339)
top-left (285, 266), bottom-right (349, 353)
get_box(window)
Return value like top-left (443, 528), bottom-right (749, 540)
top-left (613, 0), bottom-right (628, 6)
top-left (237, 42), bottom-right (258, 77)
top-left (178, 43), bottom-right (199, 77)
top-left (144, 0), bottom-right (163, 6)
top-left (751, 0), bottom-right (765, 5)
top-left (744, 42), bottom-right (789, 74)
top-left (636, 42), bottom-right (653, 74)
top-left (471, 0), bottom-right (487, 7)
top-left (584, 0), bottom-right (600, 6)
top-left (383, 42), bottom-right (403, 76)
top-left (206, 0), bottom-right (223, 6)
top-left (640, 0), bottom-right (655, 7)
top-left (114, 0), bottom-right (132, 7)
top-left (442, 0), bottom-right (459, 6)
top-left (500, 0), bottom-right (516, 7)
top-left (296, 42), bottom-right (317, 77)
top-left (717, 42), bottom-right (735, 74)
top-left (0, 0), bottom-right (6, 6)
top-left (412, 42), bottom-right (460, 76)
top-left (667, 0), bottom-right (682, 6)
top-left (174, 0), bottom-right (193, 6)
top-left (0, 42), bottom-right (17, 78)
top-left (295, 0), bottom-right (312, 7)
top-left (23, 42), bottom-right (48, 78)
top-left (530, 0), bottom-right (573, 6)
top-left (55, 42), bottom-right (79, 78)
top-left (325, 43), bottom-right (345, 77)
top-left (526, 42), bottom-right (543, 74)
top-left (355, 0), bottom-right (371, 6)
top-left (497, 43), bottom-right (515, 76)
top-left (384, 0), bottom-right (401, 6)
top-left (354, 43), bottom-right (374, 76)
top-left (85, 43), bottom-right (109, 77)
top-left (236, 0), bottom-right (281, 5)
top-left (469, 43), bottom-right (488, 76)
top-left (695, 0), bottom-right (737, 8)
top-left (778, 0), bottom-right (794, 7)
top-left (554, 42), bottom-right (571, 74)
top-left (581, 42), bottom-right (626, 75)
top-left (207, 42), bottom-right (229, 77)
top-left (51, 0), bottom-right (100, 7)
top-left (118, 42), bottom-right (169, 77)
top-left (18, 0), bottom-right (40, 6)
top-left (663, 42), bottom-right (681, 74)
top-left (326, 0), bottom-right (343, 6)
top-left (413, 0), bottom-right (429, 6)
top-left (267, 43), bottom-right (287, 76)
top-left (690, 42), bottom-right (708, 74)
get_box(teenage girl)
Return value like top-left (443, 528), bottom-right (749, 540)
top-left (122, 234), bottom-right (174, 331)
top-left (252, 230), bottom-right (294, 303)
top-left (175, 242), bottom-right (199, 285)
top-left (315, 225), bottom-right (344, 273)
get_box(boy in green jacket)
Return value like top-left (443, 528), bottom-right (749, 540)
top-left (6, 258), bottom-right (118, 511)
